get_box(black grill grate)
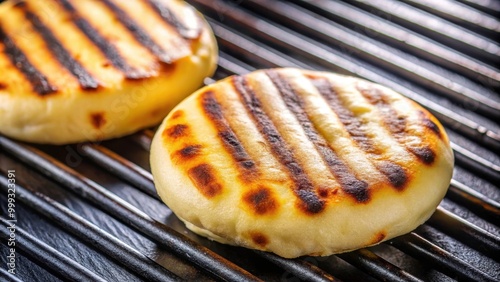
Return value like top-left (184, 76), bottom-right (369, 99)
top-left (1, 0), bottom-right (499, 281)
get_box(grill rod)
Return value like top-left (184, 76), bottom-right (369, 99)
top-left (289, 0), bottom-right (499, 89)
top-left (0, 216), bottom-right (108, 282)
top-left (390, 233), bottom-right (496, 282)
top-left (204, 16), bottom-right (500, 151)
top-left (240, 0), bottom-right (499, 118)
top-left (0, 137), bottom-right (261, 282)
top-left (0, 176), bottom-right (181, 282)
top-left (347, 0), bottom-right (500, 64)
top-left (0, 267), bottom-right (23, 282)
top-left (399, 0), bottom-right (500, 36)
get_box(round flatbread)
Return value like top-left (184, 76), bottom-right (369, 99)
top-left (151, 68), bottom-right (454, 258)
top-left (0, 0), bottom-right (217, 144)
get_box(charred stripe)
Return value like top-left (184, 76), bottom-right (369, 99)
top-left (267, 70), bottom-right (369, 203)
top-left (358, 85), bottom-right (436, 165)
top-left (233, 75), bottom-right (324, 214)
top-left (0, 25), bottom-right (57, 95)
top-left (312, 78), bottom-right (408, 189)
top-left (101, 0), bottom-right (172, 64)
top-left (22, 8), bottom-right (99, 90)
top-left (145, 0), bottom-right (201, 39)
top-left (56, 0), bottom-right (150, 79)
top-left (201, 91), bottom-right (256, 172)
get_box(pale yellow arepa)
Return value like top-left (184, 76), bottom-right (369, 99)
top-left (0, 0), bottom-right (217, 144)
top-left (151, 68), bottom-right (454, 258)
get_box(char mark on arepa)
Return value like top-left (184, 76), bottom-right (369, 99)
top-left (201, 91), bottom-right (257, 174)
top-left (0, 24), bottom-right (57, 95)
top-left (19, 6), bottom-right (99, 90)
top-left (100, 0), bottom-right (172, 64)
top-left (266, 70), bottom-right (369, 203)
top-left (311, 78), bottom-right (409, 189)
top-left (357, 85), bottom-right (436, 165)
top-left (146, 0), bottom-right (201, 39)
top-left (56, 0), bottom-right (152, 80)
top-left (232, 75), bottom-right (325, 214)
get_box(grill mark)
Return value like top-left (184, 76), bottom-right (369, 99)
top-left (419, 111), bottom-right (442, 138)
top-left (145, 0), bottom-right (201, 39)
top-left (187, 164), bottom-right (223, 198)
top-left (164, 124), bottom-right (189, 139)
top-left (232, 75), bottom-right (324, 214)
top-left (22, 7), bottom-right (99, 90)
top-left (174, 145), bottom-right (202, 160)
top-left (250, 232), bottom-right (269, 247)
top-left (267, 70), bottom-right (369, 203)
top-left (0, 25), bottom-right (57, 95)
top-left (377, 161), bottom-right (407, 190)
top-left (56, 0), bottom-right (151, 80)
top-left (243, 186), bottom-right (278, 215)
top-left (312, 78), bottom-right (408, 189)
top-left (100, 0), bottom-right (172, 64)
top-left (201, 91), bottom-right (257, 174)
top-left (358, 85), bottom-right (436, 165)
top-left (90, 112), bottom-right (106, 129)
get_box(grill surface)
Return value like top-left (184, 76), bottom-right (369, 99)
top-left (1, 0), bottom-right (499, 281)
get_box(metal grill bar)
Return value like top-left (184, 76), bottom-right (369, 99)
top-left (347, 0), bottom-right (500, 64)
top-left (451, 143), bottom-right (500, 183)
top-left (399, 0), bottom-right (500, 36)
top-left (457, 0), bottom-right (500, 15)
top-left (202, 14), bottom-right (500, 151)
top-left (447, 180), bottom-right (500, 221)
top-left (0, 176), bottom-right (180, 282)
top-left (254, 252), bottom-right (339, 282)
top-left (0, 267), bottom-right (23, 282)
top-left (225, 0), bottom-right (500, 119)
top-left (290, 0), bottom-right (500, 88)
top-left (391, 233), bottom-right (495, 282)
top-left (337, 250), bottom-right (423, 282)
top-left (0, 216), bottom-right (107, 282)
top-left (0, 136), bottom-right (261, 282)
top-left (79, 144), bottom-right (158, 200)
top-left (429, 209), bottom-right (500, 259)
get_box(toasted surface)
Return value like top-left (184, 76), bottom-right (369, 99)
top-left (151, 68), bottom-right (454, 258)
top-left (0, 0), bottom-right (217, 144)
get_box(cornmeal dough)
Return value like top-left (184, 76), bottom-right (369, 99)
top-left (151, 68), bottom-right (454, 258)
top-left (0, 0), bottom-right (217, 144)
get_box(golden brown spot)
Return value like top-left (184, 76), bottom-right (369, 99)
top-left (164, 124), bottom-right (189, 139)
top-left (0, 82), bottom-right (7, 90)
top-left (250, 232), bottom-right (269, 247)
top-left (171, 110), bottom-right (184, 120)
top-left (102, 62), bottom-right (111, 68)
top-left (370, 232), bottom-right (386, 245)
top-left (243, 186), bottom-right (278, 215)
top-left (187, 164), bottom-right (223, 198)
top-left (173, 145), bottom-right (202, 160)
top-left (90, 112), bottom-right (106, 129)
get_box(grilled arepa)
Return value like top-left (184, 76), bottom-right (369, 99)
top-left (0, 0), bottom-right (217, 144)
top-left (151, 68), bottom-right (454, 258)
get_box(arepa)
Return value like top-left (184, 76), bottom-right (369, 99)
top-left (0, 0), bottom-right (217, 144)
top-left (151, 68), bottom-right (454, 258)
